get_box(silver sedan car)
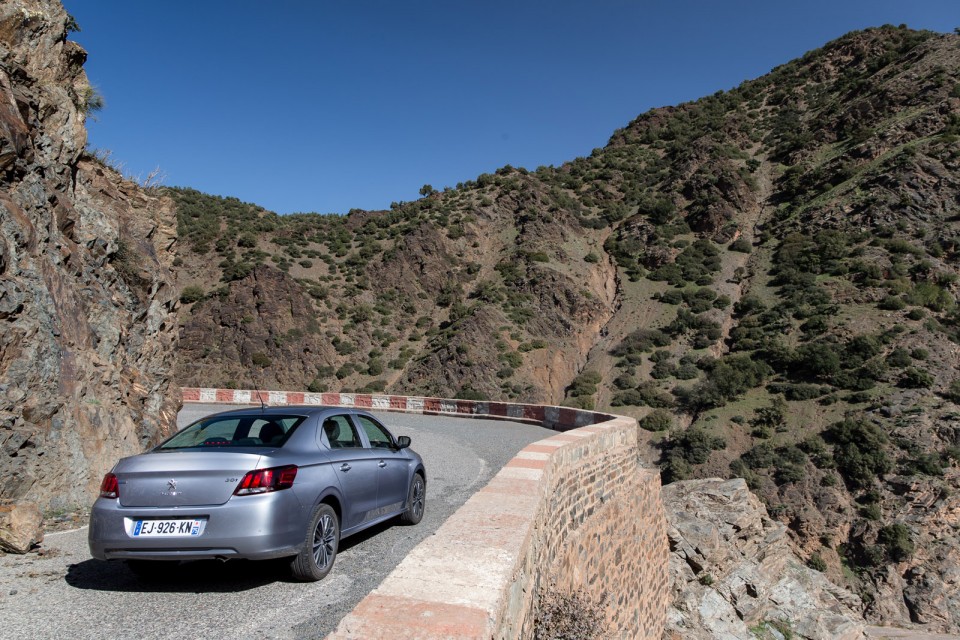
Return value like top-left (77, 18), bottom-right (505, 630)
top-left (88, 406), bottom-right (426, 581)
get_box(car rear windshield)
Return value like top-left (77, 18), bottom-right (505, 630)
top-left (156, 415), bottom-right (307, 450)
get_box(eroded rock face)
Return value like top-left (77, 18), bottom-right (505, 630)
top-left (663, 478), bottom-right (867, 640)
top-left (0, 0), bottom-right (178, 514)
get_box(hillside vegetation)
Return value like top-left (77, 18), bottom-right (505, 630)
top-left (170, 27), bottom-right (960, 630)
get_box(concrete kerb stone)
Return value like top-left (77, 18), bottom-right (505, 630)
top-left (180, 388), bottom-right (668, 639)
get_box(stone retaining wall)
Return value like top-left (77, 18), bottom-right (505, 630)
top-left (182, 387), bottom-right (668, 639)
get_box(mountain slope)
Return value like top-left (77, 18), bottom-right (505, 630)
top-left (170, 26), bottom-right (960, 630)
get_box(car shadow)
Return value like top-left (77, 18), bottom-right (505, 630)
top-left (68, 518), bottom-right (413, 593)
top-left (65, 557), bottom-right (291, 593)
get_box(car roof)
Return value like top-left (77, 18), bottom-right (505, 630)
top-left (198, 405), bottom-right (367, 418)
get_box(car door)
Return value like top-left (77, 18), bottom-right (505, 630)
top-left (319, 414), bottom-right (380, 532)
top-left (353, 414), bottom-right (409, 516)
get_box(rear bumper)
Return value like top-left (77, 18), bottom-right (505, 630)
top-left (88, 491), bottom-right (306, 562)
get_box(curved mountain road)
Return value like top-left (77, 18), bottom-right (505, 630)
top-left (0, 405), bottom-right (554, 640)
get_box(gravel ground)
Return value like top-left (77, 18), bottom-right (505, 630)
top-left (0, 406), bottom-right (553, 640)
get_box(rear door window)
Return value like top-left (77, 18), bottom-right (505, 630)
top-left (322, 415), bottom-right (362, 449)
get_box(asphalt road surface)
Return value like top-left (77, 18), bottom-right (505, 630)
top-left (0, 405), bottom-right (554, 640)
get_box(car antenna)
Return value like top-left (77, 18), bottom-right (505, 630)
top-left (254, 370), bottom-right (268, 411)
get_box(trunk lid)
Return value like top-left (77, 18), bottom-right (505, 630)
top-left (114, 450), bottom-right (264, 507)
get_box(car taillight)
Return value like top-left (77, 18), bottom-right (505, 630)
top-left (233, 465), bottom-right (298, 496)
top-left (99, 473), bottom-right (119, 499)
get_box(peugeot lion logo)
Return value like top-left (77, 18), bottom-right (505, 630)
top-left (161, 478), bottom-right (180, 496)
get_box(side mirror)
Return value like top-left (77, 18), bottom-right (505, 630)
top-left (396, 435), bottom-right (411, 449)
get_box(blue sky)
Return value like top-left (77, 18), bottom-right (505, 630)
top-left (63, 1), bottom-right (957, 215)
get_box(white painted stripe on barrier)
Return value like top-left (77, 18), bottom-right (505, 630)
top-left (304, 392), bottom-right (323, 405)
top-left (268, 391), bottom-right (287, 404)
top-left (439, 400), bottom-right (457, 413)
top-left (199, 388), bottom-right (216, 402)
top-left (497, 467), bottom-right (544, 480)
top-left (529, 440), bottom-right (565, 449)
top-left (515, 451), bottom-right (550, 461)
top-left (407, 397), bottom-right (424, 411)
top-left (339, 393), bottom-right (355, 407)
top-left (234, 390), bottom-right (251, 403)
top-left (372, 396), bottom-right (391, 409)
top-left (506, 404), bottom-right (524, 419)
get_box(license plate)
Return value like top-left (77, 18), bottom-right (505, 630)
top-left (131, 519), bottom-right (206, 537)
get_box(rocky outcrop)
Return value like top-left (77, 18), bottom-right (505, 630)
top-left (0, 0), bottom-right (179, 515)
top-left (0, 502), bottom-right (41, 553)
top-left (663, 478), bottom-right (867, 640)
top-left (176, 265), bottom-right (339, 390)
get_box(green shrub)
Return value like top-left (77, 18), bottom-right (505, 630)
top-left (729, 237), bottom-right (752, 253)
top-left (367, 359), bottom-right (384, 376)
top-left (906, 308), bottom-right (926, 321)
top-left (878, 295), bottom-right (906, 311)
top-left (563, 395), bottom-right (595, 410)
top-left (639, 409), bottom-right (673, 432)
top-left (568, 371), bottom-right (602, 397)
top-left (360, 379), bottom-right (387, 392)
top-left (826, 418), bottom-right (892, 489)
top-left (681, 354), bottom-right (771, 410)
top-left (179, 285), bottom-right (205, 304)
top-left (251, 352), bottom-right (272, 367)
top-left (885, 347), bottom-right (912, 368)
top-left (457, 387), bottom-right (487, 401)
top-left (902, 453), bottom-right (943, 476)
top-left (613, 373), bottom-right (636, 390)
top-left (860, 503), bottom-right (882, 520)
top-left (612, 329), bottom-right (672, 356)
top-left (768, 382), bottom-right (826, 401)
top-left (665, 427), bottom-right (726, 466)
top-left (878, 523), bottom-right (914, 561)
top-left (500, 351), bottom-right (523, 369)
top-left (906, 282), bottom-right (954, 311)
top-left (899, 367), bottom-right (933, 389)
top-left (807, 553), bottom-right (827, 572)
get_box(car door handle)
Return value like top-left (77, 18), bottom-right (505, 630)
top-left (378, 461), bottom-right (387, 468)
top-left (340, 463), bottom-right (351, 472)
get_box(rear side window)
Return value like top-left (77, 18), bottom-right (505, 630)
top-left (157, 415), bottom-right (306, 450)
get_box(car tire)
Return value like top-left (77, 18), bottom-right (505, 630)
top-left (126, 560), bottom-right (178, 580)
top-left (399, 473), bottom-right (425, 525)
top-left (290, 503), bottom-right (339, 582)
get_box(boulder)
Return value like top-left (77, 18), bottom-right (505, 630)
top-left (0, 501), bottom-right (42, 553)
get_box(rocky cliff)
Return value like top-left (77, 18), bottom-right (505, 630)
top-left (664, 478), bottom-right (867, 640)
top-left (0, 0), bottom-right (179, 517)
